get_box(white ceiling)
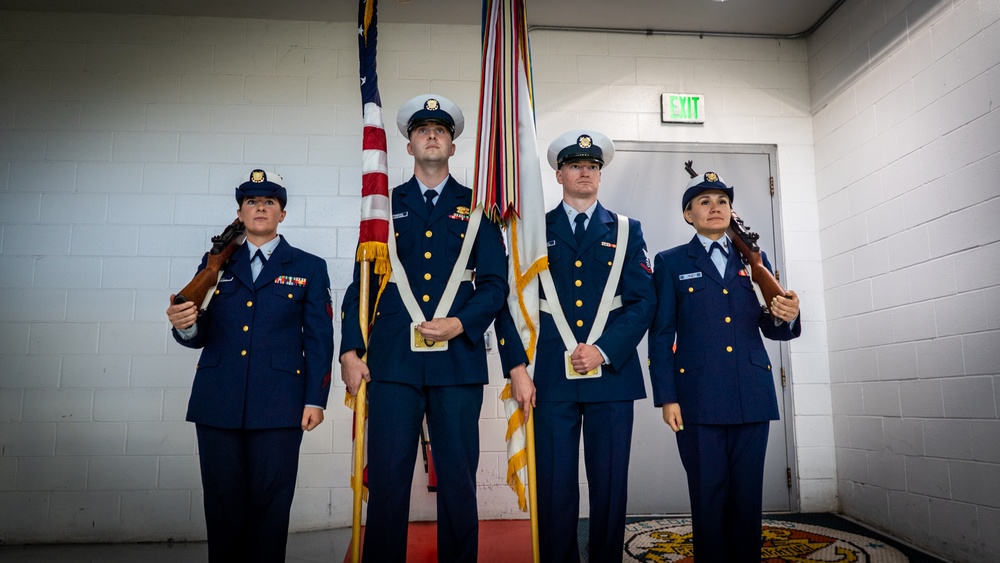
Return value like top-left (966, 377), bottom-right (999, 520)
top-left (0, 0), bottom-right (844, 37)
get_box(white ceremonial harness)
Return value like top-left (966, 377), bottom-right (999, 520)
top-left (539, 213), bottom-right (629, 379)
top-left (387, 189), bottom-right (482, 352)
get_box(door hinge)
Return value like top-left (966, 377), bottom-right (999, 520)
top-left (781, 367), bottom-right (786, 388)
top-left (786, 467), bottom-right (792, 488)
top-left (769, 176), bottom-right (775, 196)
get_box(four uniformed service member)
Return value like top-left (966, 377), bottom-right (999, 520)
top-left (649, 172), bottom-right (801, 562)
top-left (166, 170), bottom-right (334, 562)
top-left (500, 130), bottom-right (656, 562)
top-left (339, 94), bottom-right (509, 562)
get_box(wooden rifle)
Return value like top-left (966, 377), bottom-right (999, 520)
top-left (173, 218), bottom-right (246, 312)
top-left (727, 210), bottom-right (787, 314)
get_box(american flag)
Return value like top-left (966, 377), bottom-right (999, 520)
top-left (356, 0), bottom-right (389, 275)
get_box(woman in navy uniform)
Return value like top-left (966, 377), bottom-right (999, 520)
top-left (339, 94), bottom-right (508, 562)
top-left (166, 170), bottom-right (334, 562)
top-left (649, 172), bottom-right (800, 562)
top-left (500, 130), bottom-right (656, 563)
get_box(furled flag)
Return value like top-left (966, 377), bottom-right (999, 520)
top-left (473, 0), bottom-right (547, 511)
top-left (346, 0), bottom-right (391, 503)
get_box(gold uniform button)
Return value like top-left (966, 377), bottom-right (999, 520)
top-left (688, 287), bottom-right (694, 293)
top-left (424, 273), bottom-right (432, 280)
top-left (422, 294), bottom-right (430, 302)
top-left (425, 230), bottom-right (433, 238)
top-left (296, 369), bottom-right (301, 375)
top-left (679, 368), bottom-right (685, 374)
top-left (241, 350), bottom-right (247, 356)
top-left (288, 293), bottom-right (293, 299)
top-left (576, 320), bottom-right (584, 327)
top-left (460, 233), bottom-right (465, 238)
top-left (575, 280), bottom-right (582, 287)
top-left (214, 289), bottom-right (220, 295)
top-left (723, 289), bottom-right (729, 295)
top-left (607, 261), bottom-right (613, 266)
top-left (243, 325), bottom-right (249, 332)
top-left (725, 317), bottom-right (731, 323)
top-left (341, 311), bottom-right (345, 319)
top-left (726, 346), bottom-right (733, 352)
top-left (424, 252), bottom-right (432, 259)
top-left (575, 260), bottom-right (582, 267)
top-left (395, 232), bottom-right (399, 237)
top-left (247, 301), bottom-right (253, 307)
top-left (576, 300), bottom-right (583, 307)
top-left (500, 338), bottom-right (505, 346)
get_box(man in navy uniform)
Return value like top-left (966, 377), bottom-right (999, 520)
top-left (649, 171), bottom-right (801, 562)
top-left (339, 94), bottom-right (508, 562)
top-left (500, 130), bottom-right (656, 562)
top-left (166, 170), bottom-right (334, 562)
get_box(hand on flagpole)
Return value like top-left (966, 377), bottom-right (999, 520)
top-left (570, 343), bottom-right (604, 374)
top-left (417, 317), bottom-right (464, 342)
top-left (340, 350), bottom-right (370, 396)
top-left (509, 364), bottom-right (535, 419)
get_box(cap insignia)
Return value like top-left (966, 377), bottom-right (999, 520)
top-left (705, 172), bottom-right (718, 183)
top-left (577, 135), bottom-right (593, 149)
top-left (425, 99), bottom-right (440, 111)
top-left (250, 169), bottom-right (266, 183)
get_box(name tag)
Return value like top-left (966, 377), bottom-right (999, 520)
top-left (219, 277), bottom-right (234, 283)
top-left (679, 272), bottom-right (702, 280)
top-left (547, 240), bottom-right (556, 247)
top-left (411, 322), bottom-right (448, 352)
top-left (392, 211), bottom-right (408, 219)
top-left (565, 351), bottom-right (601, 379)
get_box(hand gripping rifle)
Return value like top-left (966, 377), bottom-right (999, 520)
top-left (685, 161), bottom-right (787, 314)
top-left (173, 218), bottom-right (246, 313)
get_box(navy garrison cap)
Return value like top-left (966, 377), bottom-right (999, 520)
top-left (235, 169), bottom-right (287, 208)
top-left (681, 171), bottom-right (733, 210)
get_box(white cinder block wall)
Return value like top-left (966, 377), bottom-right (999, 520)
top-left (808, 0), bottom-right (1000, 561)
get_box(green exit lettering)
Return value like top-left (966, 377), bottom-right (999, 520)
top-left (661, 93), bottom-right (706, 124)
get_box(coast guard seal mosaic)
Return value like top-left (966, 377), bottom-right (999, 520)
top-left (623, 518), bottom-right (908, 562)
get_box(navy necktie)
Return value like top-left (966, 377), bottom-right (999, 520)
top-left (574, 213), bottom-right (588, 245)
top-left (252, 249), bottom-right (267, 281)
top-left (424, 189), bottom-right (438, 215)
top-left (709, 241), bottom-right (728, 276)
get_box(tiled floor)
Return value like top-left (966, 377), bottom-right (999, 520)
top-left (0, 527), bottom-right (354, 563)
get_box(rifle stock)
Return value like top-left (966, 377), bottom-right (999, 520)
top-left (727, 210), bottom-right (786, 313)
top-left (174, 219), bottom-right (246, 312)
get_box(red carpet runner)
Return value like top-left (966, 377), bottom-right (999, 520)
top-left (344, 520), bottom-right (534, 563)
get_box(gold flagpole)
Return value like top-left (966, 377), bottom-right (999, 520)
top-left (350, 263), bottom-right (371, 563)
top-left (525, 407), bottom-right (540, 562)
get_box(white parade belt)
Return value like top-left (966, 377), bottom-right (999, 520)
top-left (538, 213), bottom-right (629, 379)
top-left (386, 191), bottom-right (483, 352)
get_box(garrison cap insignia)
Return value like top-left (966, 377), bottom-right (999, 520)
top-left (250, 169), bottom-right (266, 183)
top-left (578, 135), bottom-right (593, 149)
top-left (705, 172), bottom-right (718, 182)
top-left (425, 99), bottom-right (440, 111)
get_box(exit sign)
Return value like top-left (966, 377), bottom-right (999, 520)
top-left (661, 93), bottom-right (705, 123)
